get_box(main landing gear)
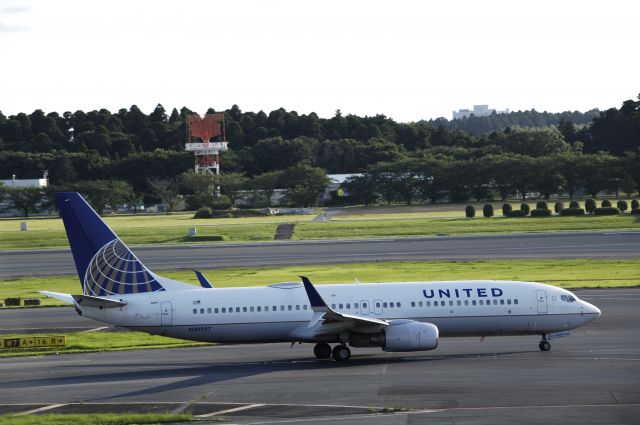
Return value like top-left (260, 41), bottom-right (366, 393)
top-left (313, 343), bottom-right (351, 361)
top-left (539, 336), bottom-right (551, 351)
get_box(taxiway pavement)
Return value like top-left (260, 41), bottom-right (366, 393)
top-left (1, 230), bottom-right (639, 278)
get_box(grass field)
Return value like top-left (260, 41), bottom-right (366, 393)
top-left (0, 331), bottom-right (206, 358)
top-left (0, 413), bottom-right (191, 424)
top-left (294, 215), bottom-right (639, 239)
top-left (2, 258), bottom-right (638, 308)
top-left (1, 212), bottom-right (637, 250)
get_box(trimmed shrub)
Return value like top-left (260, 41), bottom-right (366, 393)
top-left (569, 200), bottom-right (580, 208)
top-left (631, 208), bottom-right (640, 215)
top-left (508, 210), bottom-right (527, 217)
top-left (531, 209), bottom-right (552, 217)
top-left (211, 195), bottom-right (233, 210)
top-left (554, 202), bottom-right (564, 214)
top-left (617, 200), bottom-right (628, 212)
top-left (560, 208), bottom-right (585, 216)
top-left (483, 204), bottom-right (494, 218)
top-left (465, 205), bottom-right (476, 218)
top-left (601, 199), bottom-right (612, 207)
top-left (4, 297), bottom-right (20, 306)
top-left (520, 203), bottom-right (530, 216)
top-left (502, 203), bottom-right (512, 216)
top-left (585, 198), bottom-right (596, 214)
top-left (594, 207), bottom-right (619, 215)
top-left (536, 201), bottom-right (548, 210)
top-left (194, 207), bottom-right (212, 218)
top-left (632, 199), bottom-right (639, 210)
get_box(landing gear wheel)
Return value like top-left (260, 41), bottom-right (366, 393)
top-left (313, 342), bottom-right (332, 359)
top-left (332, 344), bottom-right (351, 362)
top-left (539, 340), bottom-right (551, 351)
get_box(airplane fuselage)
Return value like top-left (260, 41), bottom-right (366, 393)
top-left (80, 280), bottom-right (599, 344)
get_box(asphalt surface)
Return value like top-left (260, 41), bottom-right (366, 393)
top-left (1, 230), bottom-right (639, 278)
top-left (0, 288), bottom-right (638, 424)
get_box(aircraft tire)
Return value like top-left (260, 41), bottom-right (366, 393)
top-left (539, 341), bottom-right (551, 351)
top-left (314, 342), bottom-right (332, 359)
top-left (332, 344), bottom-right (351, 362)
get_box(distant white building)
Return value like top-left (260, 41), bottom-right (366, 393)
top-left (0, 173), bottom-right (48, 188)
top-left (452, 105), bottom-right (509, 120)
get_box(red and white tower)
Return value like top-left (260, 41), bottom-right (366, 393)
top-left (185, 113), bottom-right (228, 174)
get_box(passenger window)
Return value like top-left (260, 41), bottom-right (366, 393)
top-left (257, 306), bottom-right (261, 312)
top-left (243, 307), bottom-right (247, 312)
top-left (472, 300), bottom-right (477, 305)
top-left (464, 300), bottom-right (469, 306)
top-left (426, 301), bottom-right (430, 307)
top-left (235, 307), bottom-right (240, 313)
top-left (419, 301), bottom-right (423, 307)
top-left (280, 305), bottom-right (284, 311)
top-left (250, 307), bottom-right (254, 312)
top-left (288, 305), bottom-right (292, 311)
top-left (479, 300), bottom-right (484, 305)
top-left (397, 302), bottom-right (401, 307)
top-left (493, 300), bottom-right (498, 305)
top-left (339, 304), bottom-right (343, 309)
top-left (354, 303), bottom-right (359, 309)
top-left (390, 302), bottom-right (395, 308)
top-left (193, 309), bottom-right (197, 314)
top-left (303, 305), bottom-right (308, 310)
top-left (411, 301), bottom-right (416, 307)
top-left (207, 308), bottom-right (212, 314)
top-left (514, 299), bottom-right (518, 305)
top-left (200, 308), bottom-right (204, 314)
top-left (376, 302), bottom-right (381, 308)
top-left (214, 308), bottom-right (219, 313)
top-left (441, 301), bottom-right (446, 306)
top-left (500, 299), bottom-right (505, 305)
top-left (457, 300), bottom-right (461, 306)
top-left (346, 303), bottom-right (351, 309)
top-left (221, 308), bottom-right (226, 313)
top-left (363, 303), bottom-right (368, 308)
top-left (383, 302), bottom-right (388, 308)
top-left (449, 301), bottom-right (453, 306)
top-left (331, 304), bottom-right (336, 309)
top-left (296, 305), bottom-right (300, 310)
top-left (507, 299), bottom-right (512, 305)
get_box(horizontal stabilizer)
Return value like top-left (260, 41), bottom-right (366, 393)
top-left (71, 294), bottom-right (128, 308)
top-left (39, 291), bottom-right (75, 305)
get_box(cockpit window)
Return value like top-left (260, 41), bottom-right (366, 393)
top-left (560, 295), bottom-right (577, 302)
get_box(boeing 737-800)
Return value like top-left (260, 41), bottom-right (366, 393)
top-left (42, 192), bottom-right (601, 361)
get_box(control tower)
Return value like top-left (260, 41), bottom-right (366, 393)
top-left (185, 113), bottom-right (228, 174)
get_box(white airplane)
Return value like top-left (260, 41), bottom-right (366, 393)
top-left (42, 192), bottom-right (601, 361)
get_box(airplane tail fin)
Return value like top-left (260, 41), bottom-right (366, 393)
top-left (55, 192), bottom-right (165, 296)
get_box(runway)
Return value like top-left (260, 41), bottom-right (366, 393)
top-left (0, 289), bottom-right (638, 424)
top-left (1, 230), bottom-right (639, 278)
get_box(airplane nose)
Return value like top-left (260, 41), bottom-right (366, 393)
top-left (585, 302), bottom-right (601, 318)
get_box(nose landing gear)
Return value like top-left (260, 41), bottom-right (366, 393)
top-left (539, 336), bottom-right (551, 351)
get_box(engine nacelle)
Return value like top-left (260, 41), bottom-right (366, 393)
top-left (348, 321), bottom-right (439, 352)
top-left (383, 321), bottom-right (439, 352)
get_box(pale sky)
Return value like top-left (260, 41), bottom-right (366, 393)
top-left (1, 0), bottom-right (638, 122)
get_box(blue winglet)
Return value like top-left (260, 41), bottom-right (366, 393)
top-left (300, 276), bottom-right (326, 308)
top-left (194, 271), bottom-right (213, 288)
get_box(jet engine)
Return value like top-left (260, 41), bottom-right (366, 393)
top-left (349, 320), bottom-right (439, 352)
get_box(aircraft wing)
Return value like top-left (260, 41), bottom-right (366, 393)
top-left (294, 276), bottom-right (388, 339)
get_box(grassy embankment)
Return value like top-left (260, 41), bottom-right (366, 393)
top-left (1, 209), bottom-right (638, 250)
top-left (0, 413), bottom-right (191, 425)
top-left (2, 258), bottom-right (638, 308)
top-left (0, 213), bottom-right (314, 250)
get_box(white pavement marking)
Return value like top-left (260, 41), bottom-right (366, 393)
top-left (15, 403), bottom-right (67, 416)
top-left (79, 326), bottom-right (111, 333)
top-left (195, 403), bottom-right (266, 418)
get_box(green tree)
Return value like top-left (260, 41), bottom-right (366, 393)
top-left (148, 177), bottom-right (180, 212)
top-left (72, 180), bottom-right (133, 214)
top-left (251, 170), bottom-right (283, 207)
top-left (342, 174), bottom-right (378, 206)
top-left (281, 164), bottom-right (329, 207)
top-left (218, 172), bottom-right (247, 205)
top-left (7, 187), bottom-right (43, 217)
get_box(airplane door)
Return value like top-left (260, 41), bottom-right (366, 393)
top-left (536, 290), bottom-right (547, 314)
top-left (360, 300), bottom-right (370, 315)
top-left (161, 301), bottom-right (173, 325)
top-left (373, 299), bottom-right (383, 315)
